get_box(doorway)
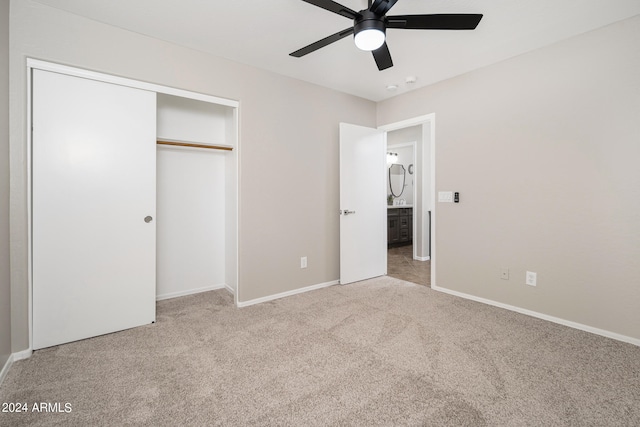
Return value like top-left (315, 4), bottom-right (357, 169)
top-left (380, 114), bottom-right (436, 287)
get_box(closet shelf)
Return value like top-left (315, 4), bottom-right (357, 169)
top-left (156, 139), bottom-right (233, 151)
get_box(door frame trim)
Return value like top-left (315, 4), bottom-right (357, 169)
top-left (379, 113), bottom-right (436, 287)
top-left (26, 59), bottom-right (239, 108)
top-left (26, 58), bottom-right (241, 351)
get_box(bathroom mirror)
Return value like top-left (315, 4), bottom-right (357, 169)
top-left (389, 164), bottom-right (405, 175)
top-left (388, 164), bottom-right (406, 197)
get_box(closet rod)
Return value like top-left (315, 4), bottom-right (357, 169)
top-left (156, 140), bottom-right (233, 151)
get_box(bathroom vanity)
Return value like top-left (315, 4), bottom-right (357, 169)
top-left (387, 206), bottom-right (413, 247)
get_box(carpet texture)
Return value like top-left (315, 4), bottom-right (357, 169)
top-left (1, 276), bottom-right (639, 426)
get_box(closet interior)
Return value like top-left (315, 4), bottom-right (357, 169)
top-left (156, 94), bottom-right (237, 301)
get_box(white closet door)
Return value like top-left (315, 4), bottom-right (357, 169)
top-left (32, 70), bottom-right (156, 349)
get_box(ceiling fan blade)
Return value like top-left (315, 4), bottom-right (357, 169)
top-left (372, 42), bottom-right (393, 71)
top-left (387, 14), bottom-right (483, 30)
top-left (369, 0), bottom-right (398, 16)
top-left (290, 27), bottom-right (354, 57)
top-left (301, 0), bottom-right (359, 20)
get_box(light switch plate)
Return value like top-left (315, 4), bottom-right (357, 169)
top-left (438, 191), bottom-right (453, 203)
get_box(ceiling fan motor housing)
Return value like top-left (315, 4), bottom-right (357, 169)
top-left (354, 10), bottom-right (386, 37)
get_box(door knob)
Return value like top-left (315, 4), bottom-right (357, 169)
top-left (144, 216), bottom-right (153, 223)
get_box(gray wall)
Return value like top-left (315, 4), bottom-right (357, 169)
top-left (9, 0), bottom-right (376, 352)
top-left (378, 16), bottom-right (640, 341)
top-left (1, 0), bottom-right (12, 368)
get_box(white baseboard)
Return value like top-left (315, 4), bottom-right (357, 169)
top-left (237, 280), bottom-right (339, 308)
top-left (0, 355), bottom-right (12, 387)
top-left (156, 284), bottom-right (228, 301)
top-left (0, 349), bottom-right (32, 388)
top-left (432, 285), bottom-right (640, 347)
top-left (415, 256), bottom-right (430, 261)
top-left (224, 284), bottom-right (235, 295)
top-left (12, 349), bottom-right (32, 361)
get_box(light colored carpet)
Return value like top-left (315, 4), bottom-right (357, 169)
top-left (1, 276), bottom-right (639, 426)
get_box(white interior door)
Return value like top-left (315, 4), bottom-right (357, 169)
top-left (32, 70), bottom-right (157, 349)
top-left (339, 123), bottom-right (387, 284)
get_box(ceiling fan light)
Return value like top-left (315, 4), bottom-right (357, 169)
top-left (354, 28), bottom-right (385, 51)
top-left (353, 11), bottom-right (386, 52)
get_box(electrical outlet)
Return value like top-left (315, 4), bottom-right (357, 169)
top-left (526, 271), bottom-right (537, 286)
top-left (300, 257), bottom-right (307, 269)
top-left (500, 268), bottom-right (509, 280)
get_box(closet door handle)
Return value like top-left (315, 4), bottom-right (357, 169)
top-left (144, 216), bottom-right (153, 223)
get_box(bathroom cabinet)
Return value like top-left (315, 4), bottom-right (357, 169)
top-left (387, 208), bottom-right (412, 247)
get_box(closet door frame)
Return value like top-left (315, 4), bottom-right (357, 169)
top-left (26, 58), bottom-right (240, 350)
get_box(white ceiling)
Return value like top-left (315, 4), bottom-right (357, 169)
top-left (33, 0), bottom-right (640, 101)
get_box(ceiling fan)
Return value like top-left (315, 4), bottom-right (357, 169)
top-left (290, 0), bottom-right (483, 71)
